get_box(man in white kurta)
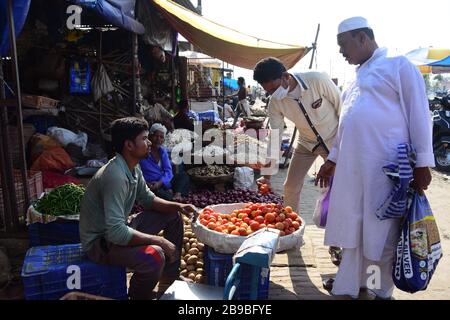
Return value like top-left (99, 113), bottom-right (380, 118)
top-left (316, 17), bottom-right (434, 299)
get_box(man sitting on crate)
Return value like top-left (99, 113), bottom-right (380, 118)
top-left (79, 117), bottom-right (197, 300)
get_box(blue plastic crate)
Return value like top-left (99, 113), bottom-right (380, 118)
top-left (28, 221), bottom-right (80, 247)
top-left (197, 110), bottom-right (221, 123)
top-left (21, 244), bottom-right (128, 300)
top-left (204, 246), bottom-right (270, 300)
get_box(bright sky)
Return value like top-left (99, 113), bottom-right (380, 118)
top-left (199, 0), bottom-right (450, 87)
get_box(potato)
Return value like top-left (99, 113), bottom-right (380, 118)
top-left (189, 238), bottom-right (197, 244)
top-left (196, 268), bottom-right (204, 274)
top-left (184, 232), bottom-right (193, 238)
top-left (198, 252), bottom-right (204, 258)
top-left (186, 264), bottom-right (196, 271)
top-left (197, 243), bottom-right (205, 251)
top-left (180, 260), bottom-right (187, 269)
top-left (188, 248), bottom-right (199, 256)
top-left (183, 237), bottom-right (189, 244)
top-left (196, 261), bottom-right (204, 268)
top-left (187, 255), bottom-right (198, 265)
top-left (180, 269), bottom-right (188, 277)
top-left (181, 248), bottom-right (185, 256)
top-left (188, 272), bottom-right (197, 281)
top-left (184, 243), bottom-right (191, 251)
top-left (194, 274), bottom-right (203, 283)
top-left (190, 243), bottom-right (198, 249)
top-left (183, 254), bottom-right (191, 262)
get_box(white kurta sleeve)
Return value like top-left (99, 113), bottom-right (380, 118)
top-left (398, 59), bottom-right (435, 168)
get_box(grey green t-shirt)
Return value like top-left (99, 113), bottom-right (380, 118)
top-left (79, 153), bottom-right (155, 252)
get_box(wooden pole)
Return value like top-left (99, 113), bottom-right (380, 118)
top-left (7, 0), bottom-right (29, 228)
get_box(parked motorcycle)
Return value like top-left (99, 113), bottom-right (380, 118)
top-left (432, 94), bottom-right (450, 171)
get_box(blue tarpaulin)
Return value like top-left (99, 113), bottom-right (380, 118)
top-left (73, 0), bottom-right (145, 34)
top-left (428, 56), bottom-right (450, 67)
top-left (0, 0), bottom-right (31, 56)
top-left (224, 78), bottom-right (239, 91)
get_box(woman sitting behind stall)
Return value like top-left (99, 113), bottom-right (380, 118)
top-left (139, 123), bottom-right (189, 201)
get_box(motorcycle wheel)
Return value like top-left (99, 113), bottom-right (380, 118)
top-left (434, 153), bottom-right (450, 172)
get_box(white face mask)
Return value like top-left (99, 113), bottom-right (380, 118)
top-left (271, 82), bottom-right (289, 101)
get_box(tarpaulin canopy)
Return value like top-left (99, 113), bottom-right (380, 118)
top-left (73, 0), bottom-right (145, 34)
top-left (427, 56), bottom-right (450, 74)
top-left (152, 0), bottom-right (310, 70)
top-left (179, 50), bottom-right (222, 67)
top-left (405, 47), bottom-right (450, 74)
top-left (0, 0), bottom-right (30, 56)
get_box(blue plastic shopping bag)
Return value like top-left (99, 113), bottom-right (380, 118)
top-left (393, 192), bottom-right (443, 293)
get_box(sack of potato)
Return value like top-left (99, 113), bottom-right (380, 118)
top-left (180, 216), bottom-right (205, 283)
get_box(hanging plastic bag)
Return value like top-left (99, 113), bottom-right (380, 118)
top-left (233, 167), bottom-right (254, 190)
top-left (312, 178), bottom-right (333, 229)
top-left (393, 191), bottom-right (443, 293)
top-left (91, 64), bottom-right (114, 102)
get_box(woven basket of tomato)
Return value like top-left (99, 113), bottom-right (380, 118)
top-left (192, 202), bottom-right (305, 254)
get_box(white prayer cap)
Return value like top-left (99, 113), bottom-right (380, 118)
top-left (150, 123), bottom-right (167, 135)
top-left (338, 16), bottom-right (371, 35)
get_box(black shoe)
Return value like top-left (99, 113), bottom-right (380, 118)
top-left (329, 247), bottom-right (342, 266)
top-left (322, 278), bottom-right (334, 291)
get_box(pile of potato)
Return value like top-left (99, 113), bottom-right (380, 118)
top-left (180, 216), bottom-right (205, 283)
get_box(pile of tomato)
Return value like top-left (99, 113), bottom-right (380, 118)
top-left (198, 203), bottom-right (302, 237)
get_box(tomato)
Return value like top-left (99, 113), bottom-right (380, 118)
top-left (200, 219), bottom-right (209, 226)
top-left (249, 210), bottom-right (258, 219)
top-left (207, 222), bottom-right (217, 230)
top-left (285, 206), bottom-right (293, 213)
top-left (227, 224), bottom-right (237, 233)
top-left (279, 231), bottom-right (286, 237)
top-left (259, 223), bottom-right (267, 229)
top-left (238, 213), bottom-right (248, 220)
top-left (250, 221), bottom-right (260, 231)
top-left (283, 221), bottom-right (290, 229)
top-left (267, 224), bottom-right (276, 229)
top-left (275, 222), bottom-right (285, 230)
top-left (231, 230), bottom-right (240, 236)
top-left (238, 227), bottom-right (247, 236)
top-left (230, 217), bottom-right (238, 224)
top-left (285, 218), bottom-right (293, 227)
top-left (264, 212), bottom-right (276, 223)
top-left (246, 228), bottom-right (253, 236)
top-left (240, 222), bottom-right (248, 229)
top-left (288, 227), bottom-right (296, 234)
top-left (288, 212), bottom-right (298, 220)
top-left (202, 214), bottom-right (210, 221)
top-left (214, 226), bottom-right (223, 233)
top-left (254, 216), bottom-right (265, 224)
top-left (284, 228), bottom-right (292, 235)
top-left (292, 221), bottom-right (300, 230)
top-left (222, 229), bottom-right (229, 234)
top-left (276, 213), bottom-right (286, 222)
top-left (243, 217), bottom-right (251, 224)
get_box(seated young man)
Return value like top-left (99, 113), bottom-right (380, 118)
top-left (79, 117), bottom-right (196, 300)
